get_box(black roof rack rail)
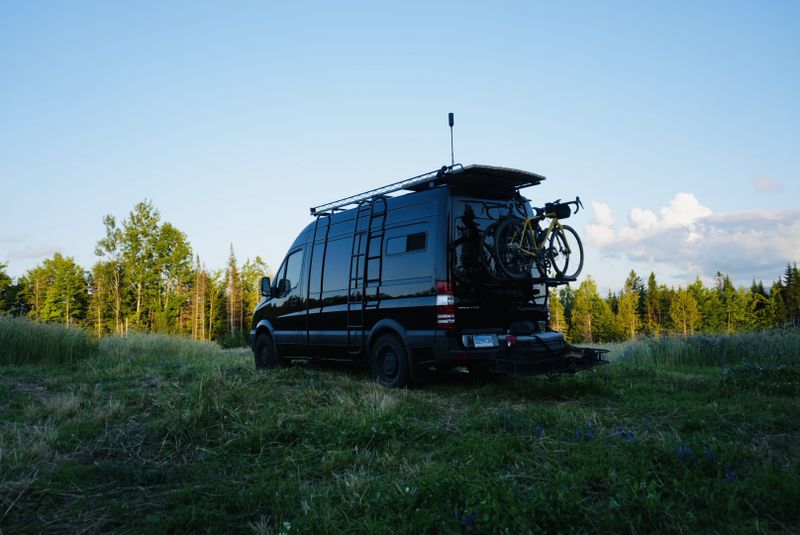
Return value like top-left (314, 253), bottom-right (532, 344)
top-left (309, 163), bottom-right (546, 215)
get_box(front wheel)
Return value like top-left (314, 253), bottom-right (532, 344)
top-left (549, 224), bottom-right (584, 279)
top-left (370, 333), bottom-right (410, 388)
top-left (254, 332), bottom-right (285, 369)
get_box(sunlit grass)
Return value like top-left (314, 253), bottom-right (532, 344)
top-left (612, 330), bottom-right (800, 369)
top-left (0, 315), bottom-right (98, 365)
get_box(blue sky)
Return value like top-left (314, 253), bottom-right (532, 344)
top-left (1, 1), bottom-right (798, 292)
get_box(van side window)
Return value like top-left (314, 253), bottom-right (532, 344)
top-left (322, 237), bottom-right (351, 292)
top-left (275, 249), bottom-right (304, 298)
top-left (386, 232), bottom-right (427, 255)
top-left (308, 241), bottom-right (325, 298)
top-left (406, 232), bottom-right (426, 252)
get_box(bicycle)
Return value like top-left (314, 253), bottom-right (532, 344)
top-left (493, 196), bottom-right (585, 280)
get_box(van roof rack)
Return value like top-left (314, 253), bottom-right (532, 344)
top-left (310, 164), bottom-right (546, 215)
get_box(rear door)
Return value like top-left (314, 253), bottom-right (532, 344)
top-left (450, 195), bottom-right (546, 332)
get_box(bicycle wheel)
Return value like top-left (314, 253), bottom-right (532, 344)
top-left (478, 222), bottom-right (504, 282)
top-left (494, 218), bottom-right (535, 280)
top-left (549, 224), bottom-right (584, 279)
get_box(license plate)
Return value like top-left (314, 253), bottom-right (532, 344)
top-left (473, 335), bottom-right (495, 348)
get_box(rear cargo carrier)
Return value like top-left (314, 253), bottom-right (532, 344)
top-left (489, 331), bottom-right (609, 375)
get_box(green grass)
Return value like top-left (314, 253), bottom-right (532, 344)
top-left (613, 330), bottom-right (800, 368)
top-left (1, 329), bottom-right (798, 533)
top-left (0, 315), bottom-right (98, 365)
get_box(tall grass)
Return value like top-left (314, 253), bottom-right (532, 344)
top-left (616, 330), bottom-right (800, 369)
top-left (0, 315), bottom-right (239, 365)
top-left (99, 332), bottom-right (232, 362)
top-left (0, 315), bottom-right (98, 365)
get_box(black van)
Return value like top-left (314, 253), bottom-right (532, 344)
top-left (249, 164), bottom-right (606, 387)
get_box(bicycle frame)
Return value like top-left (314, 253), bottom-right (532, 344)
top-left (514, 212), bottom-right (569, 259)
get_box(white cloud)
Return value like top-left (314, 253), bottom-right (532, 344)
top-left (585, 193), bottom-right (800, 283)
top-left (592, 201), bottom-right (614, 227)
top-left (753, 176), bottom-right (782, 192)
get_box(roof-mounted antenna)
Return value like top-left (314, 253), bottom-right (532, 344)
top-left (448, 112), bottom-right (455, 166)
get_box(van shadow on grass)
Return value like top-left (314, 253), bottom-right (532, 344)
top-left (289, 359), bottom-right (617, 402)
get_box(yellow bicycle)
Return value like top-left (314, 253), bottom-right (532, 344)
top-left (494, 197), bottom-right (584, 280)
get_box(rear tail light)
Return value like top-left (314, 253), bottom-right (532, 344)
top-left (435, 280), bottom-right (456, 330)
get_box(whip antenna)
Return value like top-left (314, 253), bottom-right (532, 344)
top-left (448, 112), bottom-right (455, 166)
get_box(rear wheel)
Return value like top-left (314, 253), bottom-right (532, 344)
top-left (370, 333), bottom-right (410, 388)
top-left (254, 332), bottom-right (284, 369)
top-left (549, 224), bottom-right (584, 279)
top-left (494, 218), bottom-right (535, 280)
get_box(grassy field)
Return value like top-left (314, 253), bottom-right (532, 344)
top-left (1, 317), bottom-right (798, 533)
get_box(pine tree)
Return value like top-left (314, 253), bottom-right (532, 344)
top-left (643, 273), bottom-right (664, 335)
top-left (226, 245), bottom-right (242, 338)
top-left (716, 272), bottom-right (748, 334)
top-left (783, 263), bottom-right (800, 327)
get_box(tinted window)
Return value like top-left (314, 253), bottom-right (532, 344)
top-left (284, 250), bottom-right (303, 292)
top-left (322, 237), bottom-right (351, 292)
top-left (386, 232), bottom-right (427, 256)
top-left (382, 223), bottom-right (432, 281)
top-left (274, 249), bottom-right (303, 297)
top-left (406, 232), bottom-right (426, 252)
top-left (309, 241), bottom-right (325, 297)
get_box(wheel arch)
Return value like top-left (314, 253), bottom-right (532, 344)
top-left (254, 319), bottom-right (275, 340)
top-left (367, 319), bottom-right (410, 355)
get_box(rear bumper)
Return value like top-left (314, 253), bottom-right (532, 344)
top-left (425, 330), bottom-right (608, 376)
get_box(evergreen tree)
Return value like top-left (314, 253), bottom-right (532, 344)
top-left (644, 272), bottom-right (665, 335)
top-left (783, 263), bottom-right (800, 327)
top-left (716, 272), bottom-right (748, 334)
top-left (748, 280), bottom-right (772, 329)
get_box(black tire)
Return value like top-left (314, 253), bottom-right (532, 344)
top-left (479, 222), bottom-right (505, 282)
top-left (254, 332), bottom-right (284, 369)
top-left (370, 333), bottom-right (410, 388)
top-left (494, 218), bottom-right (534, 280)
top-left (549, 224), bottom-right (584, 279)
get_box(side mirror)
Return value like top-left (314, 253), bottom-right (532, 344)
top-left (260, 276), bottom-right (272, 297)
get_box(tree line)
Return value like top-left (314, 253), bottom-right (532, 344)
top-left (0, 200), bottom-right (269, 346)
top-left (1, 200), bottom-right (798, 346)
top-left (549, 265), bottom-right (800, 343)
